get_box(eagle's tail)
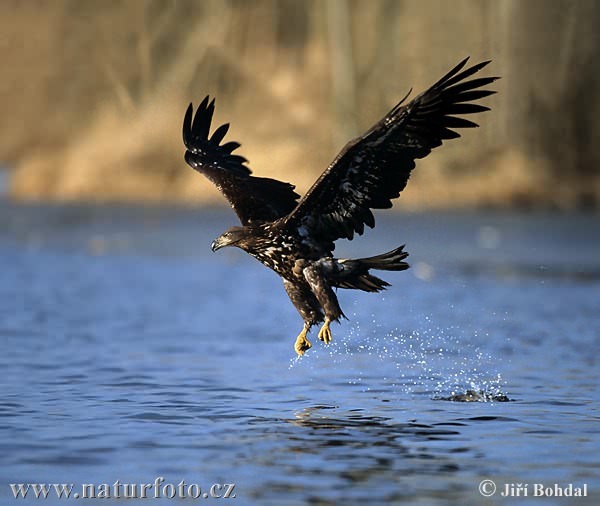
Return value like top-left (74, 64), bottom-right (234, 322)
top-left (332, 245), bottom-right (409, 293)
top-left (356, 245), bottom-right (410, 271)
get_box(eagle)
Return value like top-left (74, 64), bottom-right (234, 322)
top-left (182, 58), bottom-right (497, 355)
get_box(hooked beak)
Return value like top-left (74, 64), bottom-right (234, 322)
top-left (211, 238), bottom-right (223, 252)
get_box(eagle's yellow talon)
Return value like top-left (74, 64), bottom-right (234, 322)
top-left (294, 327), bottom-right (312, 356)
top-left (318, 319), bottom-right (332, 344)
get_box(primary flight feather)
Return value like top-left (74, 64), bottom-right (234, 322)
top-left (183, 57), bottom-right (498, 355)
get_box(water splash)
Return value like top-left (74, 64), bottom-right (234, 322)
top-left (289, 307), bottom-right (507, 401)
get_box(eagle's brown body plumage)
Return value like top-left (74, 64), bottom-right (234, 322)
top-left (183, 58), bottom-right (498, 355)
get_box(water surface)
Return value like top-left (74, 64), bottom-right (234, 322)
top-left (1, 203), bottom-right (599, 504)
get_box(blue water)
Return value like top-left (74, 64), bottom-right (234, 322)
top-left (1, 202), bottom-right (599, 505)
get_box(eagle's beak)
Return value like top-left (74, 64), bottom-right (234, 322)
top-left (211, 238), bottom-right (223, 252)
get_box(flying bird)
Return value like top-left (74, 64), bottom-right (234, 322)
top-left (183, 57), bottom-right (497, 355)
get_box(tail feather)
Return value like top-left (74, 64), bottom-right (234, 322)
top-left (356, 245), bottom-right (409, 271)
top-left (336, 273), bottom-right (390, 292)
top-left (331, 245), bottom-right (409, 292)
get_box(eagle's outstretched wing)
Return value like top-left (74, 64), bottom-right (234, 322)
top-left (183, 97), bottom-right (300, 225)
top-left (283, 58), bottom-right (498, 245)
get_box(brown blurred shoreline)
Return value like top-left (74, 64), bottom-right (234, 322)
top-left (2, 1), bottom-right (599, 211)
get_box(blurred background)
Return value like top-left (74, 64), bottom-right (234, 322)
top-left (2, 0), bottom-right (599, 210)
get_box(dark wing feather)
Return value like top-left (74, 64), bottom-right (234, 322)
top-left (183, 97), bottom-right (300, 225)
top-left (283, 58), bottom-right (498, 246)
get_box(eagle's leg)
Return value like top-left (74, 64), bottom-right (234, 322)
top-left (303, 264), bottom-right (345, 346)
top-left (294, 325), bottom-right (312, 356)
top-left (317, 318), bottom-right (332, 344)
top-left (283, 279), bottom-right (324, 355)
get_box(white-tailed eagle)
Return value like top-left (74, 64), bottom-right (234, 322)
top-left (182, 58), bottom-right (497, 355)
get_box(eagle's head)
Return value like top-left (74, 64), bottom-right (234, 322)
top-left (211, 226), bottom-right (253, 252)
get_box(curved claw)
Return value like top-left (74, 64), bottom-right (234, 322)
top-left (317, 319), bottom-right (332, 344)
top-left (294, 327), bottom-right (312, 356)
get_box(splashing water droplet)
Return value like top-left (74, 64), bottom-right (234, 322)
top-left (286, 301), bottom-right (508, 400)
